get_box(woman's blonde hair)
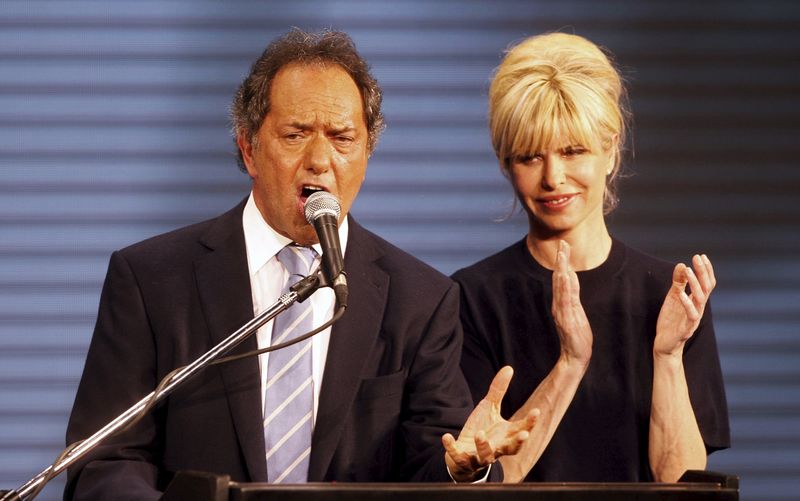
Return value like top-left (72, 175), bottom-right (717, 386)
top-left (489, 32), bottom-right (629, 213)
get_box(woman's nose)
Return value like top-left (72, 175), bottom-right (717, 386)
top-left (541, 157), bottom-right (566, 189)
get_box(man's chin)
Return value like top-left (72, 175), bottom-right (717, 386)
top-left (288, 227), bottom-right (319, 247)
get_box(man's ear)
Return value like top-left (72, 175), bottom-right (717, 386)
top-left (237, 134), bottom-right (256, 177)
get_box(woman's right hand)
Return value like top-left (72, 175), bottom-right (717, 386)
top-left (551, 240), bottom-right (593, 367)
top-left (494, 240), bottom-right (593, 483)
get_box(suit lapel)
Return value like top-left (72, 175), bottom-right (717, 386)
top-left (308, 218), bottom-right (389, 480)
top-left (194, 199), bottom-right (268, 482)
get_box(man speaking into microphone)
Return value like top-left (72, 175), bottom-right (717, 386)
top-left (65, 29), bottom-right (536, 500)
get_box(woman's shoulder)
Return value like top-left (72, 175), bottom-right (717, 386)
top-left (451, 238), bottom-right (530, 286)
top-left (614, 239), bottom-right (675, 279)
top-left (608, 239), bottom-right (680, 303)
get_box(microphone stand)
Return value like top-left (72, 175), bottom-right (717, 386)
top-left (2, 273), bottom-right (322, 501)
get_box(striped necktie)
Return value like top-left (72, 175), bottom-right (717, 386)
top-left (263, 244), bottom-right (317, 483)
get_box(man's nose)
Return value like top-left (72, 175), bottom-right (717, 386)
top-left (305, 134), bottom-right (333, 174)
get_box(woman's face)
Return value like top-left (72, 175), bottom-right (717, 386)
top-left (508, 139), bottom-right (614, 238)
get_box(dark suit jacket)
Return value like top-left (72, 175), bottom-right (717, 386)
top-left (65, 199), bottom-right (475, 500)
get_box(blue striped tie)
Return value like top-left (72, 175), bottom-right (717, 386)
top-left (264, 245), bottom-right (317, 483)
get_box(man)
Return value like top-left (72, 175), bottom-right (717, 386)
top-left (65, 29), bottom-right (535, 500)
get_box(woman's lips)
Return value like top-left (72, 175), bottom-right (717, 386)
top-left (537, 193), bottom-right (578, 210)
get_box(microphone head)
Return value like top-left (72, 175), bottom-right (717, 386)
top-left (304, 191), bottom-right (341, 224)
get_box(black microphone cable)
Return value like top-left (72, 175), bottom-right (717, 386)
top-left (22, 196), bottom-right (351, 500)
top-left (26, 275), bottom-right (346, 500)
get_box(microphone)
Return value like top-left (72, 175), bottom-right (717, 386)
top-left (304, 191), bottom-right (347, 307)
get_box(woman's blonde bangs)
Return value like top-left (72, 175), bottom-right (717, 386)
top-left (493, 75), bottom-right (610, 166)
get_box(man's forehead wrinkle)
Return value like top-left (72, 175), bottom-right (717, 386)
top-left (279, 86), bottom-right (352, 112)
top-left (279, 106), bottom-right (357, 132)
top-left (268, 63), bottom-right (366, 136)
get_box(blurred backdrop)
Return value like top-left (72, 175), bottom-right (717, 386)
top-left (1, 1), bottom-right (798, 499)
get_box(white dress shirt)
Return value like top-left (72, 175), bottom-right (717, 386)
top-left (242, 192), bottom-right (348, 427)
top-left (242, 193), bottom-right (489, 482)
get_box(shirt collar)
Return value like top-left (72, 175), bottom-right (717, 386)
top-left (242, 191), bottom-right (349, 277)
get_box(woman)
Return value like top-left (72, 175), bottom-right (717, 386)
top-left (453, 33), bottom-right (730, 483)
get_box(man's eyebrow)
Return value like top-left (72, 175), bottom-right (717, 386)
top-left (328, 126), bottom-right (356, 135)
top-left (284, 122), bottom-right (355, 135)
top-left (287, 121), bottom-right (312, 130)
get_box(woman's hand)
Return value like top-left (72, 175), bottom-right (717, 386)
top-left (654, 254), bottom-right (716, 357)
top-left (650, 254), bottom-right (714, 480)
top-left (442, 366), bottom-right (539, 482)
top-left (552, 240), bottom-right (593, 367)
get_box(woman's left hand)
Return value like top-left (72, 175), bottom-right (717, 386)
top-left (442, 366), bottom-right (538, 482)
top-left (654, 254), bottom-right (716, 357)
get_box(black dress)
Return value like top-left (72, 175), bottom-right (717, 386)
top-left (453, 238), bottom-right (730, 482)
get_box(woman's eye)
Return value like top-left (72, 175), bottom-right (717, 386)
top-left (563, 146), bottom-right (586, 156)
top-left (515, 154), bottom-right (540, 164)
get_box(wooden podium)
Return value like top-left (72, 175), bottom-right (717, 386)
top-left (161, 470), bottom-right (739, 501)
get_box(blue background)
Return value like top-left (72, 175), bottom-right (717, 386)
top-left (1, 1), bottom-right (798, 499)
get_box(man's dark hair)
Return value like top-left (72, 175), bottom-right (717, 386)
top-left (231, 28), bottom-right (385, 171)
